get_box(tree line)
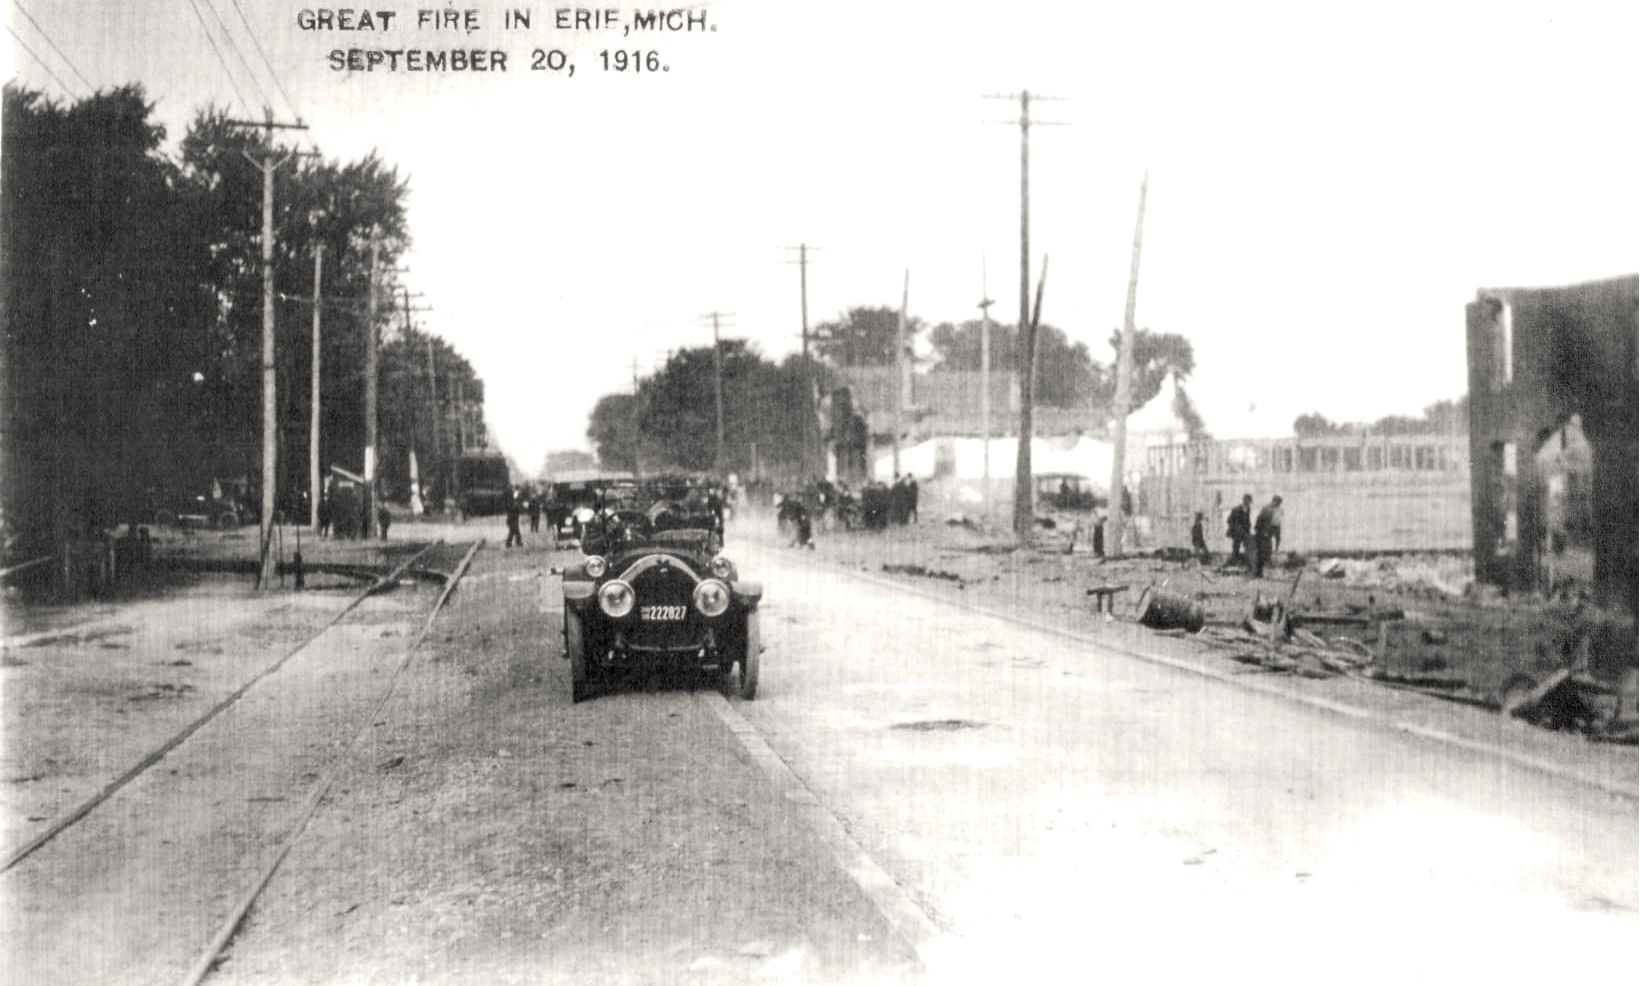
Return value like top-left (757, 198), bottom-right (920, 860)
top-left (584, 305), bottom-right (1207, 477)
top-left (1, 83), bottom-right (484, 543)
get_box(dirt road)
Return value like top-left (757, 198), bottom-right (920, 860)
top-left (4, 518), bottom-right (1634, 984)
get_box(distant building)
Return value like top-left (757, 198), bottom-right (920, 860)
top-left (1139, 432), bottom-right (1472, 553)
top-left (1465, 275), bottom-right (1637, 610)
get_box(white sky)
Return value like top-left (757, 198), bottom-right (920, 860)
top-left (7, 0), bottom-right (1636, 473)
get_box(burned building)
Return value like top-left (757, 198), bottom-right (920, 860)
top-left (1466, 275), bottom-right (1638, 611)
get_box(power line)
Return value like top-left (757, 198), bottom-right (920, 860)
top-left (11, 1), bottom-right (92, 93)
top-left (179, 0), bottom-right (251, 113)
top-left (228, 0), bottom-right (300, 120)
top-left (199, 0), bottom-right (273, 113)
top-left (4, 25), bottom-right (80, 99)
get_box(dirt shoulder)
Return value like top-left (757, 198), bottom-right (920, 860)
top-left (743, 509), bottom-right (1638, 796)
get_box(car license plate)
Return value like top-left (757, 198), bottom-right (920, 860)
top-left (639, 605), bottom-right (686, 622)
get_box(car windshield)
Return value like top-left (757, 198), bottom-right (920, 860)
top-left (582, 479), bottom-right (721, 555)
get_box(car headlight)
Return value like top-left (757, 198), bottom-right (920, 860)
top-left (693, 579), bottom-right (731, 618)
top-left (584, 555), bottom-right (607, 578)
top-left (709, 555), bottom-right (734, 579)
top-left (597, 580), bottom-right (635, 618)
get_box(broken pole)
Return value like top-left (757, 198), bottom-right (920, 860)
top-left (1106, 169), bottom-right (1149, 558)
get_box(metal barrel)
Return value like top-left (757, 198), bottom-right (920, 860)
top-left (1136, 587), bottom-right (1206, 633)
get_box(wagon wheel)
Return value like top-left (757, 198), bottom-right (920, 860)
top-left (565, 609), bottom-right (592, 703)
top-left (154, 509), bottom-right (177, 526)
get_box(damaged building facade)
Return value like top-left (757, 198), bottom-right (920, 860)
top-left (1466, 274), bottom-right (1638, 611)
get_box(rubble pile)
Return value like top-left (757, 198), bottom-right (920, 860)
top-left (1315, 554), bottom-right (1473, 599)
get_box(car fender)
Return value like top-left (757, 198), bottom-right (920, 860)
top-left (562, 580), bottom-right (597, 611)
top-left (731, 580), bottom-right (763, 610)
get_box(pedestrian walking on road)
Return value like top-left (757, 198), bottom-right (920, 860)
top-left (378, 505), bottom-right (392, 540)
top-left (527, 493), bottom-right (541, 534)
top-left (505, 491), bottom-right (524, 548)
top-left (1252, 495), bottom-right (1283, 578)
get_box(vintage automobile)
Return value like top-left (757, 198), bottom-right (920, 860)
top-left (559, 480), bottom-right (761, 702)
top-left (147, 487), bottom-right (252, 529)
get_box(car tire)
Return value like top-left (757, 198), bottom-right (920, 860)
top-left (566, 609), bottom-right (591, 703)
top-left (723, 611), bottom-right (761, 701)
top-left (216, 511), bottom-right (239, 530)
top-left (154, 509), bottom-right (176, 526)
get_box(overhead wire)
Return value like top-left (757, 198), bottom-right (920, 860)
top-left (5, 24), bottom-right (81, 99)
top-left (178, 0), bottom-right (251, 114)
top-left (227, 0), bottom-right (299, 121)
top-left (198, 0), bottom-right (272, 113)
top-left (10, 0), bottom-right (92, 93)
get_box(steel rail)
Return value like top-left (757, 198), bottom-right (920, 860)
top-left (182, 539), bottom-right (484, 986)
top-left (0, 541), bottom-right (445, 874)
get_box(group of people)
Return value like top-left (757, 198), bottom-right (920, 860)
top-left (777, 473), bottom-right (922, 548)
top-left (1190, 493), bottom-right (1284, 577)
top-left (315, 486), bottom-right (392, 541)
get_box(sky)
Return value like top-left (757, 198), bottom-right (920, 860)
top-left (6, 0), bottom-right (1636, 475)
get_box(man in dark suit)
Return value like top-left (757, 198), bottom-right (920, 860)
top-left (1226, 494), bottom-right (1253, 565)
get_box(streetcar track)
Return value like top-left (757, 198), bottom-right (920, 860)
top-left (0, 540), bottom-right (453, 875)
top-left (183, 539), bottom-right (483, 986)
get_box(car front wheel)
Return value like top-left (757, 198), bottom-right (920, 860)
top-left (721, 611), bottom-right (761, 701)
top-left (566, 609), bottom-right (592, 703)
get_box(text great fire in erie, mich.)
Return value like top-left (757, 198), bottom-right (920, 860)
top-left (295, 7), bottom-right (713, 33)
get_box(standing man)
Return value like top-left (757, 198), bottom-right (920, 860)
top-left (377, 504), bottom-right (392, 540)
top-left (907, 475), bottom-right (920, 524)
top-left (1226, 494), bottom-right (1253, 565)
top-left (527, 490), bottom-right (542, 534)
top-left (504, 489), bottom-right (524, 549)
top-left (1190, 511), bottom-right (1211, 562)
top-left (1252, 495), bottom-right (1283, 578)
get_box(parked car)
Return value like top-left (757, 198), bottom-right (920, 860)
top-left (147, 488), bottom-right (251, 529)
top-left (559, 480), bottom-right (762, 702)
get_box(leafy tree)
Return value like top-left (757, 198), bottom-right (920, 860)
top-left (927, 319), bottom-right (1101, 408)
top-left (1103, 329), bottom-right (1196, 411)
top-left (587, 343), bottom-right (823, 479)
top-left (812, 306), bottom-right (923, 367)
top-left (3, 84), bottom-right (214, 533)
top-left (1293, 412), bottom-right (1346, 436)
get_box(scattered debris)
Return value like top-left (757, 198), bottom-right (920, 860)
top-left (881, 562), bottom-right (963, 583)
top-left (891, 719), bottom-right (987, 732)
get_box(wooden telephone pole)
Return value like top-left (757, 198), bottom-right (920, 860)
top-left (1106, 170), bottom-right (1150, 557)
top-left (785, 244), bottom-right (821, 478)
top-left (309, 243), bottom-right (323, 531)
top-left (978, 258), bottom-right (995, 512)
top-left (986, 90), bottom-right (1065, 540)
top-left (226, 109), bottom-right (308, 588)
top-left (697, 312), bottom-right (736, 472)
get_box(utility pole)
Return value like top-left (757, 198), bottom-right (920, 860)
top-left (227, 109), bottom-right (308, 588)
top-left (630, 356), bottom-right (643, 477)
top-left (424, 333), bottom-right (440, 508)
top-left (364, 233), bottom-right (380, 536)
top-left (893, 270), bottom-right (909, 478)
top-left (978, 258), bottom-right (995, 513)
top-left (784, 244), bottom-right (820, 478)
top-left (697, 312), bottom-right (736, 473)
top-left (1107, 170), bottom-right (1150, 558)
top-left (986, 90), bottom-right (1065, 540)
top-left (399, 286), bottom-right (432, 514)
top-left (309, 243), bottom-right (324, 532)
